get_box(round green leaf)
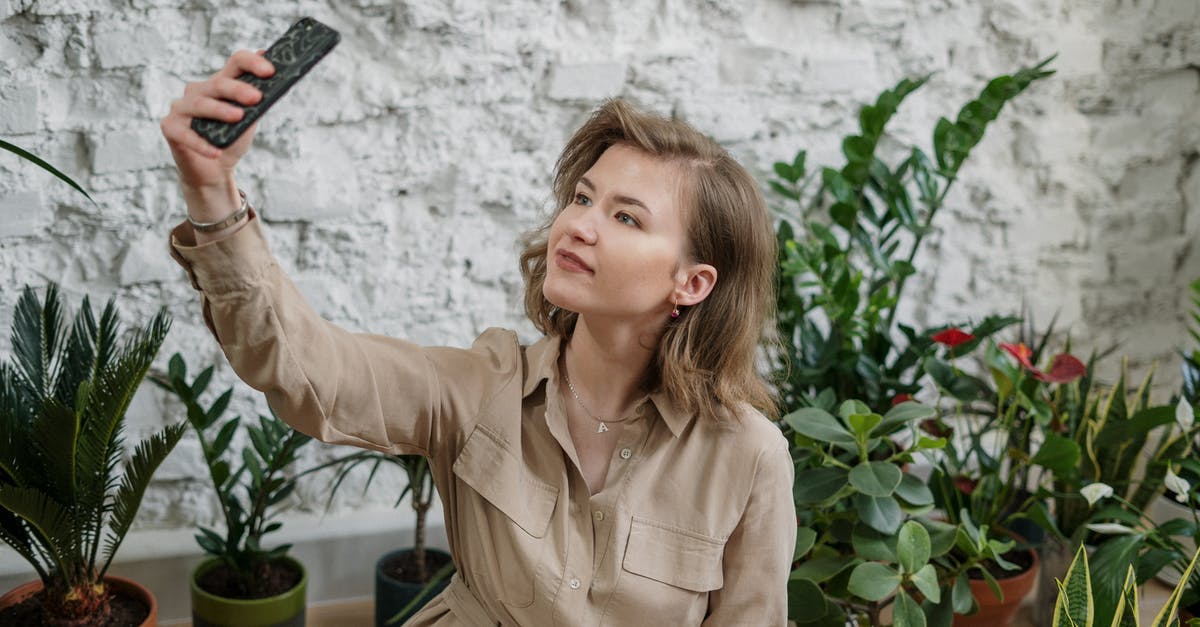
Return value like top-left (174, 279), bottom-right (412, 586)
top-left (910, 563), bottom-right (941, 604)
top-left (851, 523), bottom-right (898, 562)
top-left (895, 473), bottom-right (934, 506)
top-left (847, 562), bottom-right (901, 601)
top-left (786, 577), bottom-right (826, 621)
top-left (892, 590), bottom-right (926, 627)
top-left (794, 468), bottom-right (849, 504)
top-left (791, 555), bottom-right (860, 584)
top-left (952, 572), bottom-right (975, 614)
top-left (898, 520), bottom-right (932, 573)
top-left (795, 527), bottom-right (817, 560)
top-left (783, 408), bottom-right (856, 449)
top-left (876, 401), bottom-right (936, 434)
top-left (854, 493), bottom-right (903, 535)
top-left (849, 462), bottom-right (902, 497)
top-left (847, 412), bottom-right (882, 437)
top-left (838, 399), bottom-right (872, 419)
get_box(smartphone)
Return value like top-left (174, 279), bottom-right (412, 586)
top-left (191, 17), bottom-right (340, 148)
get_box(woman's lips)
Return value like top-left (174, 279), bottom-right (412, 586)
top-left (555, 250), bottom-right (593, 273)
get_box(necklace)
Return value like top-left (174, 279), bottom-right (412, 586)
top-left (563, 367), bottom-right (630, 434)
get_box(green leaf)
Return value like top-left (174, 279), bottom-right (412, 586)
top-left (102, 422), bottom-right (188, 572)
top-left (1089, 534), bottom-right (1143, 626)
top-left (847, 562), bottom-right (901, 601)
top-left (210, 417), bottom-right (240, 457)
top-left (1053, 545), bottom-right (1091, 627)
top-left (786, 577), bottom-right (827, 621)
top-left (892, 590), bottom-right (926, 627)
top-left (851, 523), bottom-right (898, 562)
top-left (875, 401), bottom-right (936, 435)
top-left (830, 202), bottom-right (857, 230)
top-left (770, 180), bottom-right (800, 201)
top-left (0, 139), bottom-right (96, 204)
top-left (794, 467), bottom-right (850, 503)
top-left (953, 572), bottom-right (975, 615)
top-left (849, 462), bottom-right (902, 497)
top-left (911, 564), bottom-right (941, 604)
top-left (897, 520), bottom-right (931, 573)
top-left (920, 518), bottom-right (959, 558)
top-left (795, 527), bottom-right (817, 560)
top-left (895, 474), bottom-right (935, 507)
top-left (791, 555), bottom-right (860, 583)
top-left (1032, 432), bottom-right (1081, 475)
top-left (847, 412), bottom-right (882, 437)
top-left (783, 408), bottom-right (856, 450)
top-left (854, 493), bottom-right (902, 534)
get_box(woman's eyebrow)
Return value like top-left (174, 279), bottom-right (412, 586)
top-left (579, 176), bottom-right (653, 215)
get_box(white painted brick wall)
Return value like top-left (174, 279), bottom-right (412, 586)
top-left (0, 0), bottom-right (1197, 546)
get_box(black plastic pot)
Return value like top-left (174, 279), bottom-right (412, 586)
top-left (375, 548), bottom-right (453, 627)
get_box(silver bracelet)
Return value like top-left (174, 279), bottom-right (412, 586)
top-left (187, 189), bottom-right (251, 232)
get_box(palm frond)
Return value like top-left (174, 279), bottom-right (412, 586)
top-left (12, 284), bottom-right (65, 399)
top-left (0, 139), bottom-right (96, 204)
top-left (0, 485), bottom-right (73, 579)
top-left (99, 421), bottom-right (187, 577)
top-left (0, 507), bottom-right (48, 581)
top-left (51, 296), bottom-right (98, 410)
top-left (29, 399), bottom-right (80, 505)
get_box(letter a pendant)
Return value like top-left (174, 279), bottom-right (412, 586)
top-left (597, 422), bottom-right (609, 433)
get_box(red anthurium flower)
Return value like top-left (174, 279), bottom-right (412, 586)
top-left (1000, 342), bottom-right (1038, 371)
top-left (891, 393), bottom-right (914, 407)
top-left (932, 328), bottom-right (975, 348)
top-left (953, 476), bottom-right (978, 496)
top-left (1036, 354), bottom-right (1086, 384)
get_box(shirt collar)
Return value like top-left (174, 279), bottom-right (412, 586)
top-left (521, 334), bottom-right (693, 438)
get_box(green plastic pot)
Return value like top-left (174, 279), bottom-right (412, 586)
top-left (190, 556), bottom-right (306, 627)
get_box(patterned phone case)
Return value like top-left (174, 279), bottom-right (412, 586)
top-left (191, 17), bottom-right (340, 148)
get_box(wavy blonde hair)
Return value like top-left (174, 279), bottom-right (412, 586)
top-left (519, 99), bottom-right (778, 422)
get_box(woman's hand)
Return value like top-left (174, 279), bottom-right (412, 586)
top-left (160, 50), bottom-right (274, 220)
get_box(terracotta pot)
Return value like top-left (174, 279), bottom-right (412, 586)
top-left (0, 575), bottom-right (158, 626)
top-left (190, 556), bottom-right (306, 627)
top-left (952, 545), bottom-right (1039, 627)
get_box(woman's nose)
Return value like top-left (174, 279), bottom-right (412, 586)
top-left (564, 208), bottom-right (598, 244)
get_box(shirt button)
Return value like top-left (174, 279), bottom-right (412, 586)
top-left (569, 578), bottom-right (581, 589)
top-left (593, 510), bottom-right (605, 522)
top-left (620, 448), bottom-right (632, 459)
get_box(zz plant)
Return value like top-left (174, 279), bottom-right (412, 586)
top-left (772, 57), bottom-right (1055, 414)
top-left (0, 284), bottom-right (185, 624)
top-left (154, 354), bottom-right (355, 598)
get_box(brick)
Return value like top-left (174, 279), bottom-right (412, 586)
top-left (93, 25), bottom-right (167, 70)
top-left (0, 191), bottom-right (46, 238)
top-left (90, 128), bottom-right (169, 174)
top-left (0, 85), bottom-right (39, 134)
top-left (547, 63), bottom-right (628, 102)
top-left (117, 230), bottom-right (176, 285)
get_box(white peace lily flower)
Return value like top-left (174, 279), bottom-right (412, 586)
top-left (1086, 523), bottom-right (1137, 535)
top-left (1080, 482), bottom-right (1114, 506)
top-left (1165, 468), bottom-right (1192, 504)
top-left (1178, 397), bottom-right (1195, 432)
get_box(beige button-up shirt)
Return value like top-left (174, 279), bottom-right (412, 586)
top-left (169, 213), bottom-right (796, 626)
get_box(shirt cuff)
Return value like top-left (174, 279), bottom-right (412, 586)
top-left (168, 207), bottom-right (274, 293)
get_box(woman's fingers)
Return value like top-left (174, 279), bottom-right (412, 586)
top-left (219, 48), bottom-right (275, 80)
top-left (160, 114), bottom-right (221, 159)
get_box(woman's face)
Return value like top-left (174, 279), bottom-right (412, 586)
top-left (543, 143), bottom-right (693, 325)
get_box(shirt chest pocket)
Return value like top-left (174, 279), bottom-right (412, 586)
top-left (614, 516), bottom-right (725, 623)
top-left (452, 424), bottom-right (559, 608)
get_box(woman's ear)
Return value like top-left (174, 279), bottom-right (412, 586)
top-left (674, 263), bottom-right (718, 307)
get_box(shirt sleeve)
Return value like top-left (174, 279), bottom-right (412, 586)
top-left (703, 434), bottom-right (796, 626)
top-left (168, 211), bottom-right (520, 458)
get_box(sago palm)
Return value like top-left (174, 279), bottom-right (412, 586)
top-left (0, 283), bottom-right (185, 625)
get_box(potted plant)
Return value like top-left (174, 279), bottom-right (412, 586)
top-left (0, 283), bottom-right (185, 626)
top-left (153, 354), bottom-right (366, 627)
top-left (787, 398), bottom-right (1020, 626)
top-left (328, 453), bottom-right (455, 626)
top-left (771, 56), bottom-right (1055, 624)
top-left (1051, 543), bottom-right (1200, 627)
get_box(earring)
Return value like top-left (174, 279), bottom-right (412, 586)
top-left (670, 297), bottom-right (680, 319)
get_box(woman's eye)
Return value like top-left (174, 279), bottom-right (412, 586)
top-left (574, 192), bottom-right (591, 206)
top-left (616, 212), bottom-right (639, 227)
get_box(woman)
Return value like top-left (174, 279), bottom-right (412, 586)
top-left (161, 50), bottom-right (795, 626)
